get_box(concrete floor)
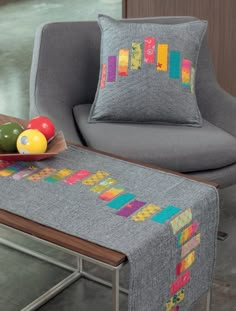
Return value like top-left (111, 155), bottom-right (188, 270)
top-left (0, 1), bottom-right (236, 311)
top-left (0, 0), bottom-right (121, 119)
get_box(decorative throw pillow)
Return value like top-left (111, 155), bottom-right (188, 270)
top-left (88, 15), bottom-right (207, 126)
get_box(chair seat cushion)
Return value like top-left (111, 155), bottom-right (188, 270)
top-left (73, 104), bottom-right (236, 172)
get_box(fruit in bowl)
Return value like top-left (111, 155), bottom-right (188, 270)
top-left (0, 122), bottom-right (24, 152)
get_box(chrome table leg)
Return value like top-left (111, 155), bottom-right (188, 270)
top-left (112, 268), bottom-right (120, 311)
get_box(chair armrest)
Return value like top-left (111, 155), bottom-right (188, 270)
top-left (29, 21), bottom-right (101, 143)
top-left (197, 79), bottom-right (236, 137)
top-left (196, 35), bottom-right (236, 137)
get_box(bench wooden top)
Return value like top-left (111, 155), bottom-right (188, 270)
top-left (0, 113), bottom-right (218, 268)
top-left (0, 209), bottom-right (127, 266)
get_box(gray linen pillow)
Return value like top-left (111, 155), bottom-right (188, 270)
top-left (89, 15), bottom-right (207, 126)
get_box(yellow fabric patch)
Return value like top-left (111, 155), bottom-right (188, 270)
top-left (166, 289), bottom-right (185, 311)
top-left (131, 42), bottom-right (142, 70)
top-left (90, 178), bottom-right (117, 193)
top-left (132, 204), bottom-right (160, 222)
top-left (0, 169), bottom-right (15, 177)
top-left (82, 170), bottom-right (110, 186)
top-left (157, 44), bottom-right (168, 71)
top-left (99, 186), bottom-right (124, 201)
top-left (118, 49), bottom-right (129, 76)
top-left (171, 208), bottom-right (192, 234)
top-left (176, 250), bottom-right (196, 276)
top-left (28, 168), bottom-right (56, 181)
top-left (52, 168), bottom-right (73, 179)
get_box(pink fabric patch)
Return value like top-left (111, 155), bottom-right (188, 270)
top-left (63, 169), bottom-right (91, 185)
top-left (0, 160), bottom-right (12, 169)
top-left (170, 270), bottom-right (190, 295)
top-left (100, 63), bottom-right (107, 89)
top-left (144, 37), bottom-right (155, 63)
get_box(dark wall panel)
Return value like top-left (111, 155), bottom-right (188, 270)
top-left (123, 0), bottom-right (236, 96)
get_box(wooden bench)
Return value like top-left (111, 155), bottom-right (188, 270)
top-left (0, 209), bottom-right (128, 311)
top-left (0, 123), bottom-right (218, 310)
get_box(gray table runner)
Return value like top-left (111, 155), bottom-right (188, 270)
top-left (0, 145), bottom-right (219, 311)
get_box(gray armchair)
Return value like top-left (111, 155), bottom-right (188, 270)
top-left (29, 16), bottom-right (236, 189)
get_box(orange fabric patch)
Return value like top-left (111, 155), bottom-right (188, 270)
top-left (118, 49), bottom-right (129, 76)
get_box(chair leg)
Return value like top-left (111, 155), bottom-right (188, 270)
top-left (217, 231), bottom-right (228, 241)
top-left (206, 288), bottom-right (212, 311)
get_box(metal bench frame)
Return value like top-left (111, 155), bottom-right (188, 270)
top-left (0, 224), bottom-right (127, 311)
top-left (0, 224), bottom-right (212, 311)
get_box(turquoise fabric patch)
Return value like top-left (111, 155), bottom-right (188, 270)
top-left (151, 205), bottom-right (181, 223)
top-left (107, 193), bottom-right (135, 210)
top-left (169, 51), bottom-right (181, 79)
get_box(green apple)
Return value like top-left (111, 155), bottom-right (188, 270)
top-left (0, 122), bottom-right (24, 152)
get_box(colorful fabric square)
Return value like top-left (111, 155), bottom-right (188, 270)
top-left (107, 56), bottom-right (116, 82)
top-left (82, 170), bottom-right (110, 186)
top-left (28, 168), bottom-right (56, 181)
top-left (131, 203), bottom-right (160, 222)
top-left (12, 166), bottom-right (38, 180)
top-left (181, 233), bottom-right (201, 258)
top-left (170, 270), bottom-right (190, 295)
top-left (100, 63), bottom-right (107, 89)
top-left (151, 205), bottom-right (181, 224)
top-left (190, 67), bottom-right (195, 93)
top-left (166, 289), bottom-right (185, 311)
top-left (0, 162), bottom-right (26, 177)
top-left (63, 169), bottom-right (91, 185)
top-left (169, 51), bottom-right (181, 79)
top-left (44, 168), bottom-right (73, 183)
top-left (182, 59), bottom-right (191, 87)
top-left (144, 37), bottom-right (155, 63)
top-left (157, 44), bottom-right (168, 71)
top-left (118, 49), bottom-right (129, 76)
top-left (177, 221), bottom-right (199, 246)
top-left (116, 200), bottom-right (146, 217)
top-left (90, 178), bottom-right (117, 193)
top-left (0, 160), bottom-right (11, 169)
top-left (176, 251), bottom-right (196, 276)
top-left (131, 42), bottom-right (142, 70)
top-left (99, 186), bottom-right (125, 201)
top-left (171, 208), bottom-right (192, 234)
top-left (107, 193), bottom-right (135, 210)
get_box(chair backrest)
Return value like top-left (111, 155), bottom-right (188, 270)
top-left (30, 16), bottom-right (217, 121)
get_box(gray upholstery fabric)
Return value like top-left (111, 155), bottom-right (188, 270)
top-left (74, 104), bottom-right (236, 173)
top-left (30, 21), bottom-right (101, 144)
top-left (89, 15), bottom-right (206, 126)
top-left (29, 17), bottom-right (236, 188)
